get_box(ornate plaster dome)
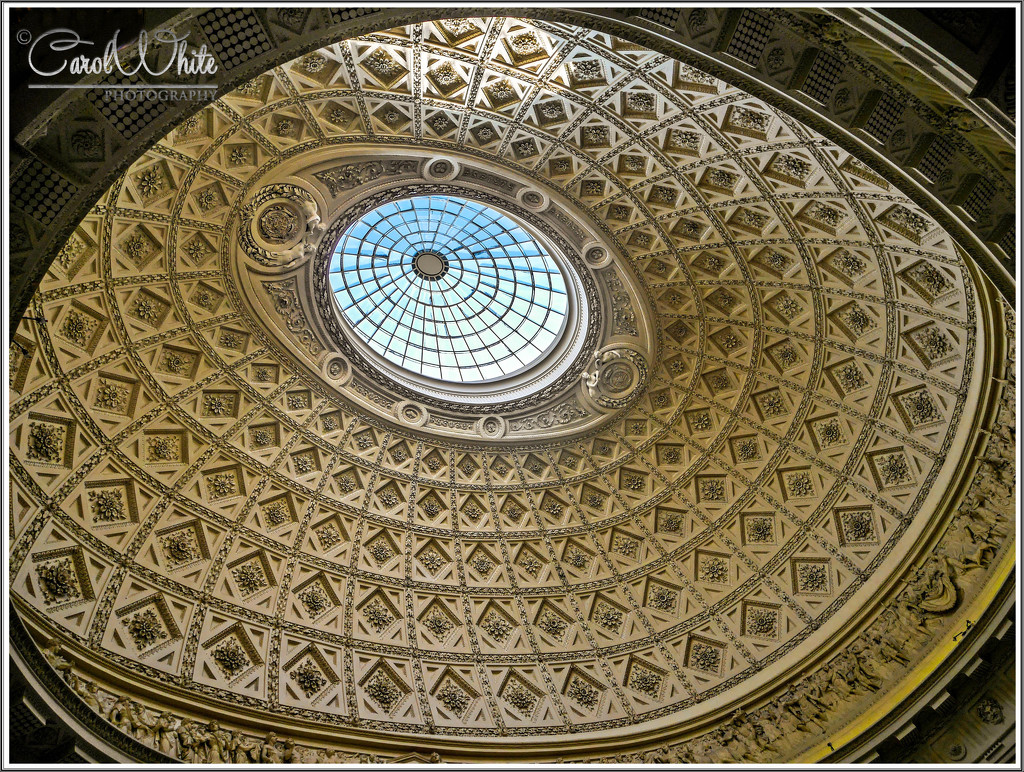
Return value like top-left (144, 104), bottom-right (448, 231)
top-left (8, 15), bottom-right (1014, 765)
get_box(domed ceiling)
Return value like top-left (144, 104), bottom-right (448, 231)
top-left (9, 15), bottom-right (1014, 764)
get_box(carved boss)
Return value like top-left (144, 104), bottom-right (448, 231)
top-left (239, 184), bottom-right (323, 268)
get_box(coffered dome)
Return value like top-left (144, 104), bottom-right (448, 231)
top-left (8, 12), bottom-right (1014, 765)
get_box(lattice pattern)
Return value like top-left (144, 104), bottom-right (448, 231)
top-left (725, 11), bottom-right (774, 66)
top-left (11, 160), bottom-right (76, 226)
top-left (916, 136), bottom-right (955, 183)
top-left (197, 9), bottom-right (272, 69)
top-left (801, 49), bottom-right (844, 104)
top-left (862, 90), bottom-right (905, 142)
top-left (87, 87), bottom-right (170, 141)
top-left (636, 8), bottom-right (682, 30)
top-left (961, 176), bottom-right (997, 222)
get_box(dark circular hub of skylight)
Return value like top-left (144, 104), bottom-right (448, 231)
top-left (329, 195), bottom-right (570, 383)
top-left (412, 250), bottom-right (449, 280)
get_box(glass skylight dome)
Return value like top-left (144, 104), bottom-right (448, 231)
top-left (329, 195), bottom-right (569, 383)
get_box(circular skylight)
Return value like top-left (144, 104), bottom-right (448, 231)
top-left (329, 195), bottom-right (569, 382)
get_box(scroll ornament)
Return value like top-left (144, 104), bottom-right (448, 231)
top-left (263, 278), bottom-right (324, 357)
top-left (313, 160), bottom-right (419, 196)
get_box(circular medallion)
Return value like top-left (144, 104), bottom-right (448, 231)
top-left (477, 414), bottom-right (507, 439)
top-left (424, 156), bottom-right (460, 181)
top-left (258, 202), bottom-right (301, 243)
top-left (322, 354), bottom-right (352, 385)
top-left (583, 346), bottom-right (648, 409)
top-left (601, 361), bottom-right (634, 391)
top-left (394, 400), bottom-right (428, 426)
top-left (517, 187), bottom-right (549, 212)
top-left (583, 244), bottom-right (611, 268)
top-left (429, 160), bottom-right (453, 177)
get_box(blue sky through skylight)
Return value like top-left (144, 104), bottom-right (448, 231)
top-left (329, 195), bottom-right (568, 382)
